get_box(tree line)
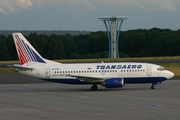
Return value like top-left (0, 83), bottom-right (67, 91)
top-left (0, 28), bottom-right (180, 61)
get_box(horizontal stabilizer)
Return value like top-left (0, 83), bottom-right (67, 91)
top-left (13, 64), bottom-right (33, 70)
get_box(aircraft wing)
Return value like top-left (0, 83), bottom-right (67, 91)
top-left (14, 64), bottom-right (34, 70)
top-left (70, 75), bottom-right (105, 83)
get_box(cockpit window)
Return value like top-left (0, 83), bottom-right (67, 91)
top-left (157, 67), bottom-right (166, 71)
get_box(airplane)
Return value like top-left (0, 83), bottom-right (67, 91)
top-left (12, 33), bottom-right (174, 91)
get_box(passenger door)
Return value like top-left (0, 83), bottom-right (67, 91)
top-left (45, 68), bottom-right (50, 78)
top-left (146, 66), bottom-right (152, 76)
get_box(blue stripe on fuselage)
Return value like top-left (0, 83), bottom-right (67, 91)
top-left (124, 77), bottom-right (167, 83)
top-left (42, 77), bottom-right (167, 84)
top-left (42, 79), bottom-right (90, 84)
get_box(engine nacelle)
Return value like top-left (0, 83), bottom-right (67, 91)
top-left (102, 78), bottom-right (124, 88)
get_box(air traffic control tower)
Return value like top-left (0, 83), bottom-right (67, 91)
top-left (99, 16), bottom-right (128, 58)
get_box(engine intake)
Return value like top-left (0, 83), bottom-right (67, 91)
top-left (102, 78), bottom-right (124, 88)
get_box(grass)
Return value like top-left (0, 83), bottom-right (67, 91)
top-left (0, 68), bottom-right (17, 73)
top-left (54, 56), bottom-right (180, 63)
top-left (1, 56), bottom-right (180, 64)
top-left (0, 61), bottom-right (18, 65)
top-left (0, 56), bottom-right (179, 77)
top-left (159, 63), bottom-right (180, 78)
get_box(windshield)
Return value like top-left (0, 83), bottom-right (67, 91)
top-left (157, 67), bottom-right (166, 71)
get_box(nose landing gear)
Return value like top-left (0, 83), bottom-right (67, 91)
top-left (151, 82), bottom-right (161, 90)
top-left (151, 85), bottom-right (156, 89)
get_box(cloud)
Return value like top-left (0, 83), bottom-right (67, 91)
top-left (32, 0), bottom-right (97, 11)
top-left (0, 7), bottom-right (6, 13)
top-left (137, 0), bottom-right (179, 11)
top-left (0, 0), bottom-right (180, 13)
top-left (93, 0), bottom-right (180, 12)
top-left (15, 0), bottom-right (33, 8)
top-left (0, 0), bottom-right (33, 13)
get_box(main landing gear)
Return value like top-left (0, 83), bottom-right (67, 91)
top-left (90, 84), bottom-right (98, 91)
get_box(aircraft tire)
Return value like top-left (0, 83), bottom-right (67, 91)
top-left (151, 86), bottom-right (156, 89)
top-left (90, 85), bottom-right (98, 91)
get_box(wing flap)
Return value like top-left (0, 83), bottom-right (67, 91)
top-left (70, 75), bottom-right (105, 83)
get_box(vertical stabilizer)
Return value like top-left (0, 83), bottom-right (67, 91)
top-left (13, 33), bottom-right (46, 65)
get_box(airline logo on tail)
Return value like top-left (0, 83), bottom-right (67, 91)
top-left (14, 34), bottom-right (46, 65)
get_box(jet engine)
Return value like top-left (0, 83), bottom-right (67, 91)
top-left (101, 78), bottom-right (124, 88)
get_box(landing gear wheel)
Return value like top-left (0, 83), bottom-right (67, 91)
top-left (151, 86), bottom-right (156, 89)
top-left (90, 85), bottom-right (98, 91)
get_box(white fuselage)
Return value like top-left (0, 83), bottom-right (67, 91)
top-left (17, 62), bottom-right (174, 84)
top-left (12, 33), bottom-right (174, 90)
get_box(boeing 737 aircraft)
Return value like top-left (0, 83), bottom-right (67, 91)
top-left (12, 33), bottom-right (174, 91)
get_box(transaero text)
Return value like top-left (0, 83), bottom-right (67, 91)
top-left (96, 65), bottom-right (142, 69)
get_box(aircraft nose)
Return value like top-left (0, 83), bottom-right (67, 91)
top-left (167, 71), bottom-right (174, 79)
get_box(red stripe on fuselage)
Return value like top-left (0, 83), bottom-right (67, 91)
top-left (17, 37), bottom-right (30, 61)
top-left (15, 35), bottom-right (29, 65)
top-left (16, 40), bottom-right (27, 65)
top-left (15, 36), bottom-right (27, 63)
top-left (18, 48), bottom-right (25, 65)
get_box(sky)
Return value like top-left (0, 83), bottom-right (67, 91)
top-left (0, 0), bottom-right (180, 31)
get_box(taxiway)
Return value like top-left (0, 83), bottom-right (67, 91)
top-left (0, 73), bottom-right (179, 120)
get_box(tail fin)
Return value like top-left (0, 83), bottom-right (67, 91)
top-left (12, 33), bottom-right (46, 65)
